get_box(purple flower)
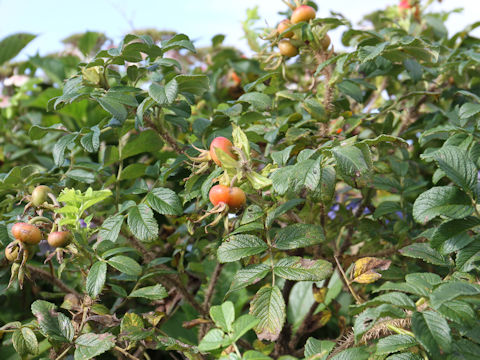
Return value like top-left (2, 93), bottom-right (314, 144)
top-left (79, 219), bottom-right (87, 228)
top-left (328, 204), bottom-right (340, 220)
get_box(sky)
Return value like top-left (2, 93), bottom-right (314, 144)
top-left (0, 0), bottom-right (479, 59)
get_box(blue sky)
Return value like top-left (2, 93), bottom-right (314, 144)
top-left (0, 0), bottom-right (479, 58)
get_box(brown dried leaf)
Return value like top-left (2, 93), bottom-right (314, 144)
top-left (352, 257), bottom-right (391, 278)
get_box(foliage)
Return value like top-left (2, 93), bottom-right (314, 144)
top-left (1, 0), bottom-right (480, 359)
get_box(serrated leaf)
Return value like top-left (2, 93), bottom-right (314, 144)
top-left (459, 102), bottom-right (480, 119)
top-left (329, 347), bottom-right (369, 360)
top-left (232, 314), bottom-right (259, 341)
top-left (411, 310), bottom-right (451, 357)
top-left (399, 243), bottom-right (450, 266)
top-left (249, 286), bottom-right (285, 341)
top-left (413, 186), bottom-right (473, 224)
top-left (74, 333), bottom-right (115, 360)
top-left (273, 257), bottom-right (332, 281)
top-left (423, 146), bottom-right (477, 194)
top-left (227, 264), bottom-right (271, 295)
top-left (354, 304), bottom-right (405, 341)
top-left (456, 242), bottom-right (480, 271)
top-left (175, 74), bottom-right (209, 96)
top-left (31, 300), bottom-right (74, 343)
top-left (375, 334), bottom-right (418, 355)
top-left (80, 126), bottom-right (100, 153)
top-left (86, 261), bottom-right (107, 298)
top-left (331, 145), bottom-right (371, 188)
top-left (210, 301), bottom-right (235, 332)
top-left (107, 255), bottom-right (142, 276)
top-left (437, 300), bottom-right (475, 325)
top-left (430, 281), bottom-right (480, 308)
top-left (198, 329), bottom-right (225, 352)
top-left (129, 284), bottom-right (168, 300)
top-left (304, 337), bottom-right (335, 360)
top-left (238, 92), bottom-right (271, 111)
top-left (12, 328), bottom-right (38, 357)
top-left (98, 214), bottom-right (124, 242)
top-left (53, 134), bottom-right (77, 166)
top-left (127, 204), bottom-right (158, 242)
top-left (274, 223), bottom-right (325, 250)
top-left (146, 187), bottom-right (183, 216)
top-left (430, 216), bottom-right (480, 250)
top-left (217, 234), bottom-right (268, 263)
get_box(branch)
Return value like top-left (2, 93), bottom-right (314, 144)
top-left (202, 263), bottom-right (224, 311)
top-left (288, 300), bottom-right (317, 350)
top-left (144, 116), bottom-right (185, 154)
top-left (27, 264), bottom-right (82, 300)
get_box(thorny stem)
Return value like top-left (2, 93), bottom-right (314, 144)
top-left (334, 256), bottom-right (363, 304)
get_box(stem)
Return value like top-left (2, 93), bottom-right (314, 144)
top-left (334, 256), bottom-right (363, 304)
top-left (114, 346), bottom-right (141, 360)
top-left (202, 263), bottom-right (224, 311)
top-left (28, 216), bottom-right (53, 224)
top-left (54, 345), bottom-right (72, 360)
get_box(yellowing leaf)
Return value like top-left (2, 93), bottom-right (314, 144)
top-left (352, 257), bottom-right (391, 278)
top-left (352, 270), bottom-right (382, 284)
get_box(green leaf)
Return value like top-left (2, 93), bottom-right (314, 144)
top-left (165, 79), bottom-right (179, 103)
top-left (146, 187), bottom-right (183, 216)
top-left (86, 261), bottom-right (107, 299)
top-left (331, 145), bottom-right (372, 188)
top-left (127, 204), bottom-right (158, 242)
top-left (430, 281), bottom-right (480, 308)
top-left (98, 214), bottom-right (124, 242)
top-left (413, 186), bottom-right (473, 224)
top-left (149, 83), bottom-right (168, 105)
top-left (232, 314), bottom-right (259, 341)
top-left (31, 300), bottom-right (74, 343)
top-left (273, 257), bottom-right (332, 281)
top-left (97, 97), bottom-right (127, 122)
top-left (217, 234), bottom-right (268, 263)
top-left (265, 199), bottom-right (304, 228)
top-left (129, 284), bottom-right (168, 300)
top-left (304, 337), bottom-right (335, 360)
top-left (242, 350), bottom-right (272, 360)
top-left (456, 242), bottom-right (480, 271)
top-left (399, 243), bottom-right (450, 266)
top-left (0, 33), bottom-right (36, 65)
top-left (431, 216), bottom-right (480, 249)
top-left (227, 264), bottom-right (271, 295)
top-left (385, 354), bottom-right (422, 360)
top-left (121, 130), bottom-right (163, 160)
top-left (74, 333), bottom-right (115, 360)
top-left (81, 126), bottom-right (100, 153)
top-left (459, 102), bottom-right (480, 119)
top-left (274, 224), bottom-right (325, 250)
top-left (423, 146), bottom-right (477, 194)
top-left (329, 347), bottom-right (369, 360)
top-left (238, 92), bottom-right (271, 111)
top-left (210, 301), bottom-right (235, 332)
top-left (411, 310), bottom-right (451, 357)
top-left (12, 328), bottom-right (38, 357)
top-left (403, 58), bottom-right (423, 82)
top-left (354, 304), bottom-right (405, 341)
top-left (375, 334), bottom-right (418, 355)
top-left (437, 300), bottom-right (475, 325)
top-left (175, 74), bottom-right (209, 96)
top-left (198, 329), bottom-right (225, 352)
top-left (338, 80), bottom-right (363, 102)
top-left (107, 255), bottom-right (142, 276)
top-left (53, 134), bottom-right (77, 166)
top-left (249, 285), bottom-right (286, 341)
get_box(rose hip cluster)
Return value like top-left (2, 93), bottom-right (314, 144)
top-left (5, 186), bottom-right (71, 264)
